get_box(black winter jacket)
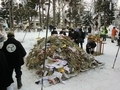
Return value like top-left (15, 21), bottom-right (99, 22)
top-left (2, 38), bottom-right (26, 68)
top-left (68, 30), bottom-right (79, 43)
top-left (78, 29), bottom-right (85, 43)
top-left (86, 40), bottom-right (96, 49)
top-left (0, 49), bottom-right (13, 89)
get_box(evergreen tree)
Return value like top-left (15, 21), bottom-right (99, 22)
top-left (95, 0), bottom-right (115, 26)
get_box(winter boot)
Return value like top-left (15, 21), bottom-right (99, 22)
top-left (17, 78), bottom-right (22, 89)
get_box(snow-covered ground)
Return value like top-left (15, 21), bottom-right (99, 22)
top-left (10, 29), bottom-right (120, 90)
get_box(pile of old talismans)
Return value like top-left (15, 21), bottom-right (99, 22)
top-left (87, 34), bottom-right (101, 42)
top-left (26, 35), bottom-right (103, 86)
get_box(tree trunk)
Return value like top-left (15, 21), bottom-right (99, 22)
top-left (53, 0), bottom-right (56, 27)
top-left (9, 0), bottom-right (12, 31)
top-left (39, 4), bottom-right (42, 28)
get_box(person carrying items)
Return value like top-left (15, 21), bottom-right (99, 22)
top-left (86, 37), bottom-right (96, 55)
top-left (2, 31), bottom-right (27, 89)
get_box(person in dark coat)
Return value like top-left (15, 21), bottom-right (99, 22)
top-left (51, 27), bottom-right (58, 35)
top-left (88, 26), bottom-right (92, 34)
top-left (86, 37), bottom-right (96, 55)
top-left (49, 25), bottom-right (53, 32)
top-left (78, 28), bottom-right (85, 49)
top-left (68, 28), bottom-right (79, 45)
top-left (0, 35), bottom-right (13, 90)
top-left (2, 31), bottom-right (27, 89)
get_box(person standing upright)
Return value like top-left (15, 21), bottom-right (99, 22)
top-left (88, 26), bottom-right (92, 35)
top-left (2, 31), bottom-right (27, 89)
top-left (111, 27), bottom-right (118, 43)
top-left (78, 28), bottom-right (85, 49)
top-left (49, 25), bottom-right (53, 32)
top-left (101, 26), bottom-right (108, 41)
top-left (68, 28), bottom-right (79, 45)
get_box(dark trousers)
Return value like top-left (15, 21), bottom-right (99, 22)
top-left (10, 66), bottom-right (22, 79)
top-left (102, 34), bottom-right (107, 41)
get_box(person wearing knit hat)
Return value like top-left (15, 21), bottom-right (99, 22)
top-left (0, 34), bottom-right (14, 90)
top-left (2, 31), bottom-right (27, 89)
top-left (7, 31), bottom-right (14, 38)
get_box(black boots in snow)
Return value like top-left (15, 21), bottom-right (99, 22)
top-left (17, 78), bottom-right (22, 89)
